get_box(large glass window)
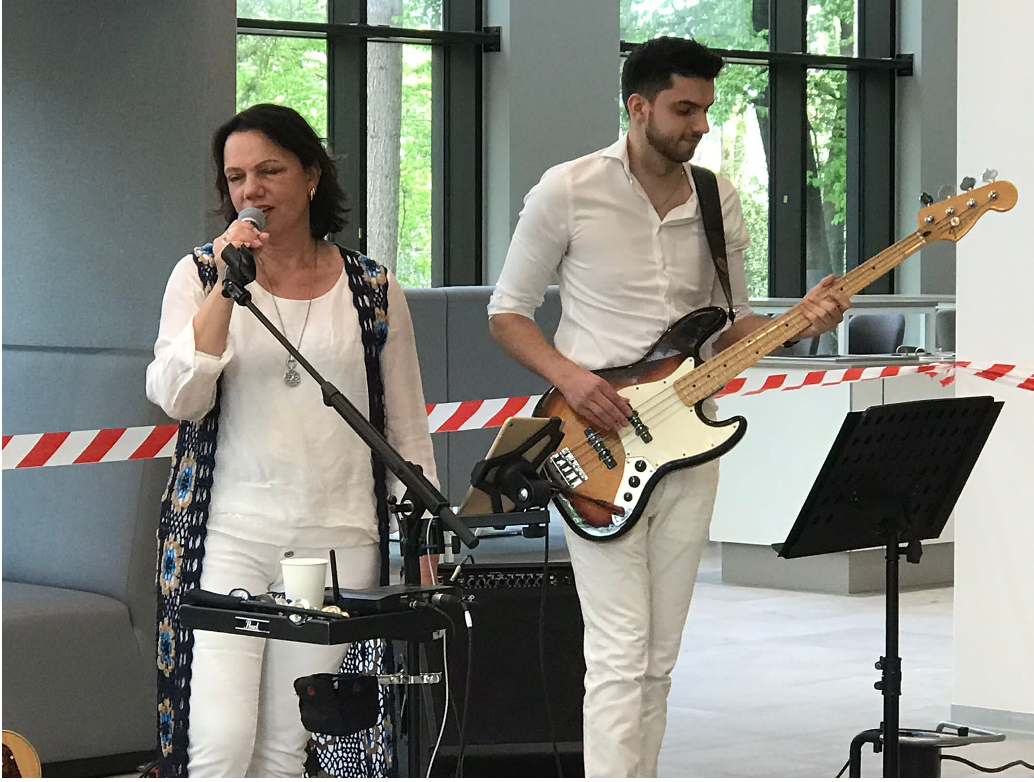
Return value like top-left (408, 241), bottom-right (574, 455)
top-left (698, 64), bottom-right (770, 297)
top-left (235, 0), bottom-right (489, 288)
top-left (807, 0), bottom-right (857, 57)
top-left (236, 36), bottom-right (328, 138)
top-left (806, 67), bottom-right (848, 285)
top-left (366, 42), bottom-right (434, 287)
top-left (620, 0), bottom-right (768, 51)
top-left (622, 0), bottom-right (904, 299)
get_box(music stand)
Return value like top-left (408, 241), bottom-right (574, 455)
top-left (775, 396), bottom-right (1002, 778)
top-left (446, 416), bottom-right (565, 542)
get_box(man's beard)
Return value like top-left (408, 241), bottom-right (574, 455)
top-left (645, 114), bottom-right (700, 163)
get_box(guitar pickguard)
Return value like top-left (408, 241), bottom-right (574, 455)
top-left (536, 307), bottom-right (747, 540)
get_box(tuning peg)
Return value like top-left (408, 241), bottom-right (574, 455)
top-left (938, 184), bottom-right (956, 200)
top-left (960, 176), bottom-right (976, 191)
top-left (919, 192), bottom-right (934, 206)
top-left (982, 168), bottom-right (998, 183)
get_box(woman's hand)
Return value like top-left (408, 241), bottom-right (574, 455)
top-left (212, 219), bottom-right (269, 277)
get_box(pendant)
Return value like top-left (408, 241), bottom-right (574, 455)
top-left (284, 358), bottom-right (301, 387)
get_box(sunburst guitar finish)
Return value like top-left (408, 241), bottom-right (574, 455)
top-left (533, 181), bottom-right (1017, 540)
top-left (535, 308), bottom-right (744, 540)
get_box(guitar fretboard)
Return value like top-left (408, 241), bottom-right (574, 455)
top-left (673, 231), bottom-right (929, 405)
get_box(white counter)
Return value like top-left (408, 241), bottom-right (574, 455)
top-left (709, 354), bottom-right (957, 592)
top-left (750, 294), bottom-right (955, 353)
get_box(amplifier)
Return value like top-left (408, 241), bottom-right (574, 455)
top-left (426, 562), bottom-right (585, 776)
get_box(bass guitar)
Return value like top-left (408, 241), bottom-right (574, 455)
top-left (535, 180), bottom-right (1017, 540)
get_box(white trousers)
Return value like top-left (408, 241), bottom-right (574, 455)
top-left (564, 462), bottom-right (720, 778)
top-left (186, 528), bottom-right (380, 778)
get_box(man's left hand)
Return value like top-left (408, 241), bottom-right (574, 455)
top-left (797, 274), bottom-right (852, 339)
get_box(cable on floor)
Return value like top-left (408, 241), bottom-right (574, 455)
top-left (941, 754), bottom-right (1034, 774)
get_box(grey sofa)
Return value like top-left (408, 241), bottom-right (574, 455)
top-left (2, 350), bottom-right (169, 766)
top-left (1, 285), bottom-right (560, 766)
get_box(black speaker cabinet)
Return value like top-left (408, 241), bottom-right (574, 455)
top-left (426, 562), bottom-right (585, 777)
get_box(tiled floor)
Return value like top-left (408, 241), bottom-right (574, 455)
top-left (453, 525), bottom-right (1034, 778)
top-left (107, 528), bottom-right (1032, 777)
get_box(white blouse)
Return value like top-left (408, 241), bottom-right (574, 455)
top-left (145, 252), bottom-right (439, 549)
top-left (488, 136), bottom-right (756, 371)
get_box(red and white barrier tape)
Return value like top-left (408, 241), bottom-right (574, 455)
top-left (4, 361), bottom-right (1030, 470)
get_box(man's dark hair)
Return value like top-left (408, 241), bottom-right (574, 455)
top-left (212, 103), bottom-right (348, 238)
top-left (621, 36), bottom-right (725, 113)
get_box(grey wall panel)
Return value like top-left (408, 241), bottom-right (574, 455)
top-left (402, 287), bottom-right (449, 496)
top-left (402, 287), bottom-right (448, 403)
top-left (442, 286), bottom-right (562, 503)
top-left (484, 0), bottom-right (620, 282)
top-left (444, 285), bottom-right (561, 400)
top-left (2, 1), bottom-right (236, 350)
top-left (447, 429), bottom-right (498, 505)
top-left (2, 348), bottom-right (165, 434)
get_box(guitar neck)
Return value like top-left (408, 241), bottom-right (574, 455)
top-left (674, 230), bottom-right (929, 405)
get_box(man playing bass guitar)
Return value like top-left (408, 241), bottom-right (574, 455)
top-left (488, 37), bottom-right (851, 778)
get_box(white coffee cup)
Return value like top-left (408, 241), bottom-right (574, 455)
top-left (280, 557), bottom-right (328, 608)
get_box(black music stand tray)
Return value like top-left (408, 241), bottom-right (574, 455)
top-left (774, 396), bottom-right (1003, 778)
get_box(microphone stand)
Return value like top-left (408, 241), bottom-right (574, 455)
top-left (221, 251), bottom-right (478, 776)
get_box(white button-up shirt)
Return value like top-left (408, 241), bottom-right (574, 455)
top-left (488, 136), bottom-right (755, 371)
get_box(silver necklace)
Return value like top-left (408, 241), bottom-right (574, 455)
top-left (260, 246), bottom-right (319, 387)
top-left (655, 167), bottom-right (688, 208)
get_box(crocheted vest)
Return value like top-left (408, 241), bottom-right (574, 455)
top-left (155, 244), bottom-right (392, 777)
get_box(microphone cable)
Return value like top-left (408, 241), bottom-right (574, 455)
top-left (429, 605), bottom-right (465, 778)
top-left (941, 754), bottom-right (1034, 774)
top-left (426, 629), bottom-right (450, 778)
top-left (538, 522), bottom-right (564, 777)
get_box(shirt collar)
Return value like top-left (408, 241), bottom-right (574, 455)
top-left (603, 135), bottom-right (699, 220)
top-left (601, 135), bottom-right (632, 174)
top-left (603, 134), bottom-right (695, 181)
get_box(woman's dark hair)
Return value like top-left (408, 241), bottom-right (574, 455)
top-left (212, 103), bottom-right (348, 238)
top-left (621, 37), bottom-right (725, 113)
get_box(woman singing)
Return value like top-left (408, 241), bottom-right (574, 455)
top-left (146, 103), bottom-right (437, 777)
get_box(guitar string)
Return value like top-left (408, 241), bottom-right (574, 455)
top-left (557, 228), bottom-right (935, 488)
top-left (559, 181), bottom-right (1011, 479)
top-left (551, 191), bottom-right (1008, 526)
top-left (560, 232), bottom-right (927, 470)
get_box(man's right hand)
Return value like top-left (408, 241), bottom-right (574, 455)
top-left (555, 365), bottom-right (632, 433)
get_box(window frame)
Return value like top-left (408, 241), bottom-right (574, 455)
top-left (236, 1), bottom-right (499, 286)
top-left (621, 0), bottom-right (911, 297)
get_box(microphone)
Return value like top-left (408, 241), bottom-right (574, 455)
top-left (237, 206), bottom-right (267, 231)
top-left (182, 588), bottom-right (248, 611)
top-left (220, 208), bottom-right (266, 285)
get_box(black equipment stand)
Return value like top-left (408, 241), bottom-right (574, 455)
top-left (774, 397), bottom-right (1002, 778)
top-left (218, 255), bottom-right (560, 776)
top-left (221, 258), bottom-right (478, 777)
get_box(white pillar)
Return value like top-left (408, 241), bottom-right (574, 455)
top-left (953, 0), bottom-right (1034, 731)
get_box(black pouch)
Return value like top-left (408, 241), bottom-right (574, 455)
top-left (293, 673), bottom-right (380, 736)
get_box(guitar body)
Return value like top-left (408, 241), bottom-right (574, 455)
top-left (2, 730), bottom-right (41, 778)
top-left (531, 179), bottom-right (1017, 541)
top-left (535, 307), bottom-right (746, 540)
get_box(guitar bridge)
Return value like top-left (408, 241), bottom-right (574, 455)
top-left (584, 428), bottom-right (617, 469)
top-left (547, 447), bottom-right (588, 489)
top-left (628, 411), bottom-right (652, 443)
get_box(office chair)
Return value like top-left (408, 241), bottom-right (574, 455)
top-left (847, 313), bottom-right (906, 354)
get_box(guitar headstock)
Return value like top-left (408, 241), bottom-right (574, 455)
top-left (917, 180), bottom-right (1018, 243)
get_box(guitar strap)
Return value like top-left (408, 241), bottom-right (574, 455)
top-left (690, 165), bottom-right (735, 324)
